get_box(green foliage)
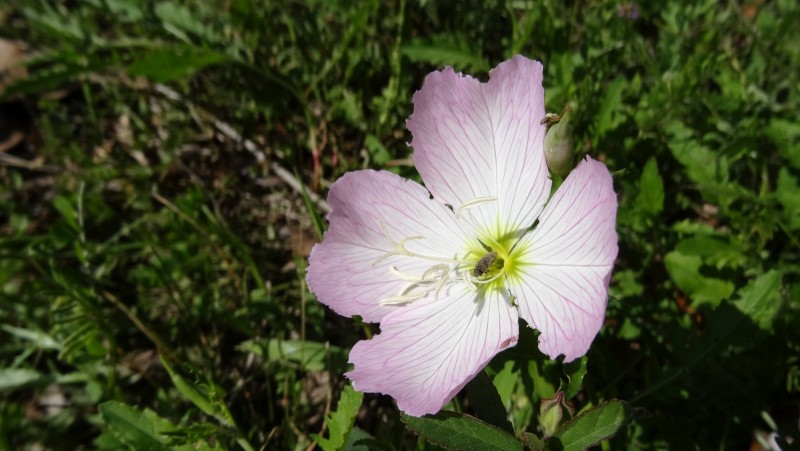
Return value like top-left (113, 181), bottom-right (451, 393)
top-left (311, 385), bottom-right (364, 451)
top-left (550, 401), bottom-right (632, 451)
top-left (2, 0), bottom-right (800, 449)
top-left (99, 401), bottom-right (176, 450)
top-left (402, 411), bottom-right (524, 451)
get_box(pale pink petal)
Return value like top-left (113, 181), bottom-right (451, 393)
top-left (347, 287), bottom-right (519, 416)
top-left (307, 170), bottom-right (470, 323)
top-left (408, 55), bottom-right (551, 234)
top-left (512, 158), bottom-right (618, 361)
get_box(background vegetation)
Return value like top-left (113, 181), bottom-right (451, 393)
top-left (1, 0), bottom-right (799, 449)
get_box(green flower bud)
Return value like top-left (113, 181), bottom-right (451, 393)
top-left (539, 390), bottom-right (574, 438)
top-left (544, 106), bottom-right (574, 177)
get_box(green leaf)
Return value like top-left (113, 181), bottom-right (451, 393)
top-left (311, 385), bottom-right (364, 451)
top-left (664, 251), bottom-right (734, 307)
top-left (237, 338), bottom-right (347, 372)
top-left (1, 324), bottom-right (61, 350)
top-left (402, 35), bottom-right (489, 72)
top-left (593, 77), bottom-right (626, 141)
top-left (521, 432), bottom-right (546, 451)
top-left (99, 401), bottom-right (175, 450)
top-left (637, 158), bottom-right (664, 216)
top-left (402, 411), bottom-right (523, 451)
top-left (0, 368), bottom-right (43, 392)
top-left (550, 401), bottom-right (632, 451)
top-left (669, 138), bottom-right (723, 187)
top-left (296, 170), bottom-right (325, 240)
top-left (160, 356), bottom-right (215, 417)
top-left (674, 235), bottom-right (747, 270)
top-left (766, 118), bottom-right (800, 169)
top-left (465, 370), bottom-right (514, 434)
top-left (561, 357), bottom-right (588, 400)
top-left (53, 195), bottom-right (78, 232)
top-left (364, 134), bottom-right (391, 166)
top-left (128, 47), bottom-right (226, 83)
top-left (491, 360), bottom-right (518, 406)
top-left (776, 168), bottom-right (800, 229)
top-left (733, 270), bottom-right (782, 330)
top-left (154, 1), bottom-right (218, 43)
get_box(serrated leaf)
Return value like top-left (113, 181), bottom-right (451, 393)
top-left (402, 411), bottom-right (523, 451)
top-left (674, 235), bottom-right (747, 270)
top-left (664, 251), bottom-right (734, 306)
top-left (311, 385), bottom-right (363, 451)
top-left (561, 357), bottom-right (588, 400)
top-left (99, 401), bottom-right (175, 450)
top-left (637, 158), bottom-right (664, 216)
top-left (669, 139), bottom-right (723, 187)
top-left (733, 270), bottom-right (782, 330)
top-left (550, 400), bottom-right (631, 451)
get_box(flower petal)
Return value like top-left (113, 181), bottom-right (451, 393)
top-left (408, 55), bottom-right (551, 233)
top-left (307, 170), bottom-right (470, 323)
top-left (513, 158), bottom-right (618, 361)
top-left (347, 287), bottom-right (519, 416)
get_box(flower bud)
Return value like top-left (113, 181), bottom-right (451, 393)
top-left (539, 390), bottom-right (574, 438)
top-left (544, 106), bottom-right (574, 177)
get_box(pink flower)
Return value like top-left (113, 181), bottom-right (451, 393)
top-left (307, 56), bottom-right (618, 416)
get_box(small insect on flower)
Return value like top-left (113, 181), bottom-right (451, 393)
top-left (473, 251), bottom-right (498, 278)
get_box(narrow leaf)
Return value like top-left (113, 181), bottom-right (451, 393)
top-left (128, 47), bottom-right (226, 83)
top-left (160, 356), bottom-right (215, 417)
top-left (0, 368), bottom-right (43, 392)
top-left (296, 170), bottom-right (325, 240)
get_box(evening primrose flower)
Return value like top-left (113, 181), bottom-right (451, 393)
top-left (306, 56), bottom-right (618, 416)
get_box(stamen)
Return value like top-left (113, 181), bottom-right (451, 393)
top-left (421, 264), bottom-right (450, 281)
top-left (372, 220), bottom-right (469, 266)
top-left (462, 270), bottom-right (477, 291)
top-left (472, 271), bottom-right (505, 285)
top-left (379, 263), bottom-right (453, 305)
top-left (390, 266), bottom-right (426, 282)
top-left (379, 292), bottom-right (427, 306)
top-left (454, 196), bottom-right (497, 218)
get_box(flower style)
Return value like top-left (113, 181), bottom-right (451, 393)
top-left (306, 56), bottom-right (618, 416)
